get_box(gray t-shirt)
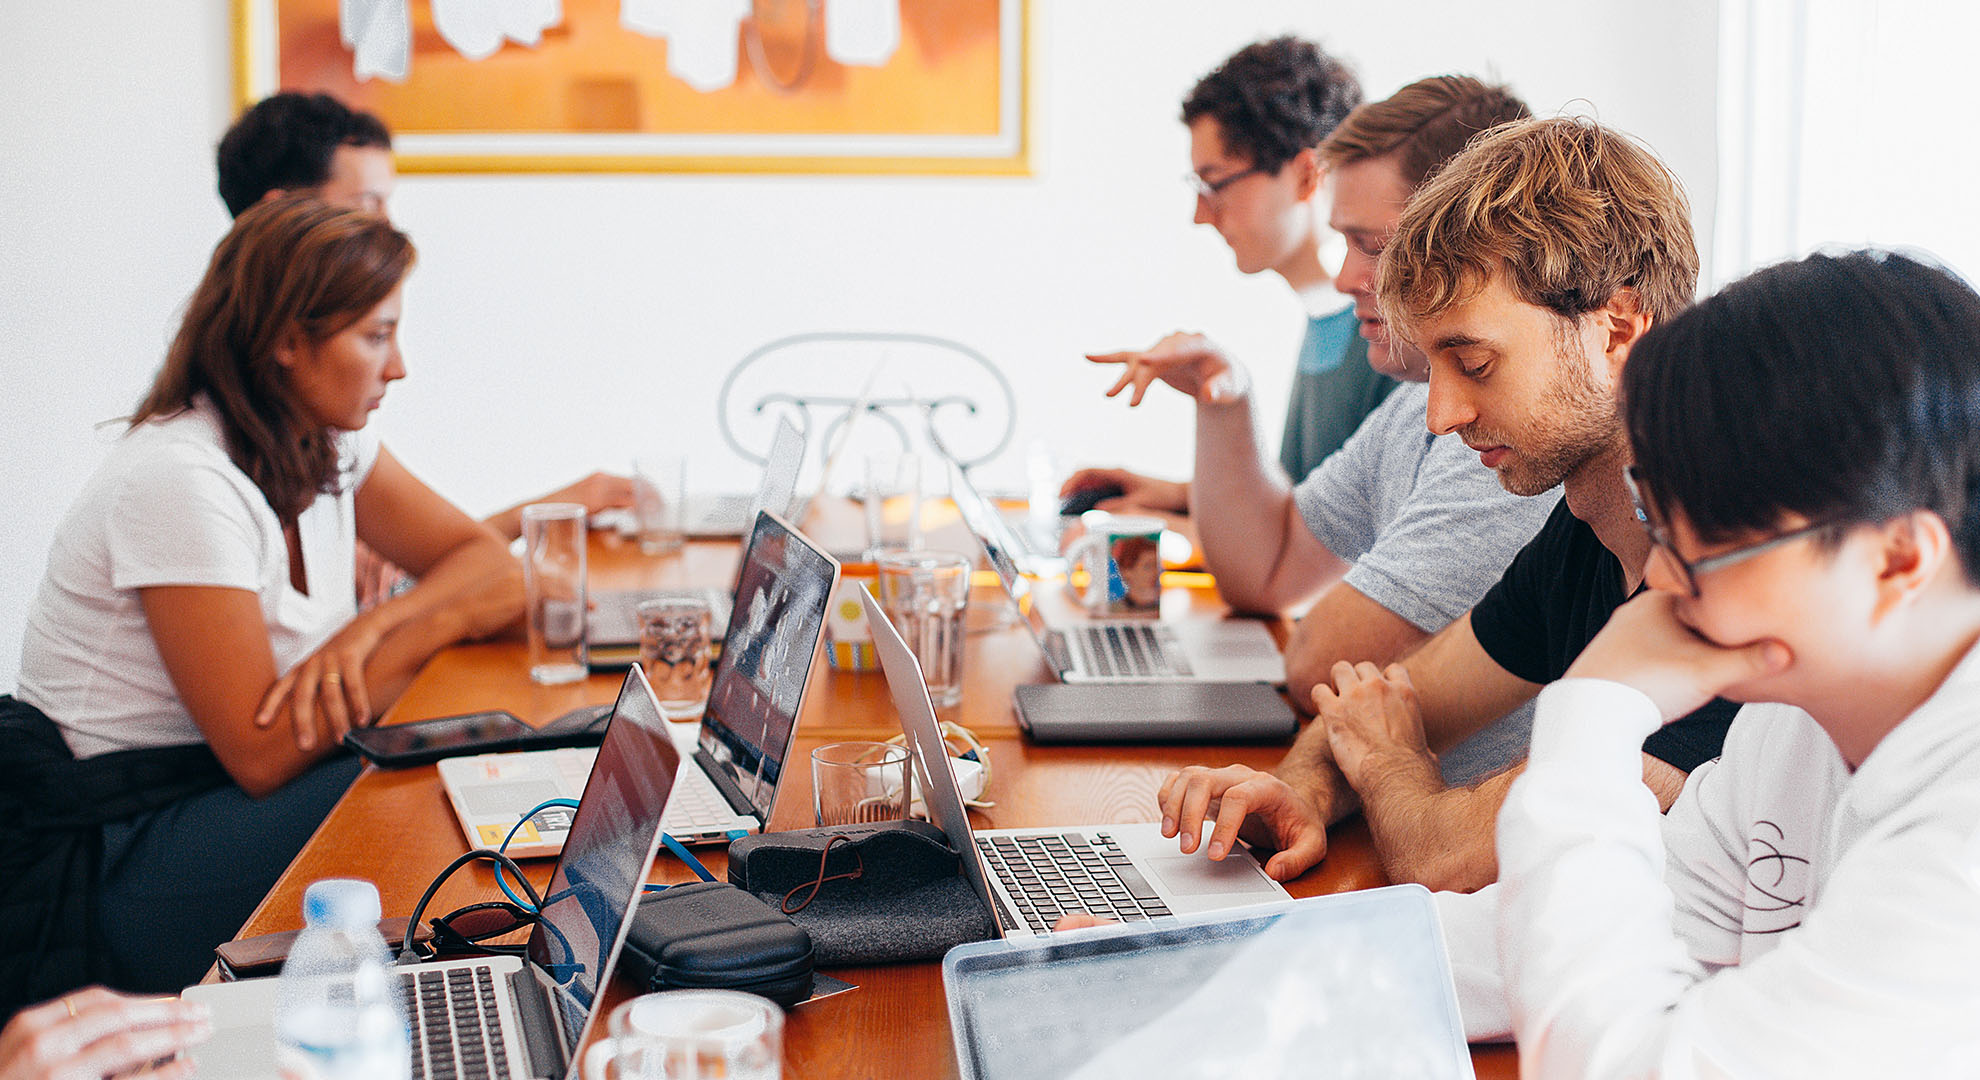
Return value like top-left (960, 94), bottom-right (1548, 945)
top-left (1292, 381), bottom-right (1555, 633)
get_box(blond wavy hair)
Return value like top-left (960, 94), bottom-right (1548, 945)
top-left (1317, 74), bottom-right (1528, 187)
top-left (1376, 115), bottom-right (1698, 339)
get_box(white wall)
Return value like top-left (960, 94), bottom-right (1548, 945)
top-left (0, 0), bottom-right (1720, 687)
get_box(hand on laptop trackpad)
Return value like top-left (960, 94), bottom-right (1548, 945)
top-left (1141, 852), bottom-right (1284, 898)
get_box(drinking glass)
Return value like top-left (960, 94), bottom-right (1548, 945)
top-left (811, 741), bottom-right (911, 827)
top-left (876, 549), bottom-right (971, 708)
top-left (631, 456), bottom-right (687, 557)
top-left (637, 597), bottom-right (713, 717)
top-left (862, 452), bottom-right (922, 559)
top-left (522, 503), bottom-right (588, 685)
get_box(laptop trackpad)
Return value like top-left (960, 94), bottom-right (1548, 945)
top-left (1141, 853), bottom-right (1284, 901)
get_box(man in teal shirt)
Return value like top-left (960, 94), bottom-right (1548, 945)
top-left (1067, 37), bottom-right (1394, 512)
top-left (1282, 302), bottom-right (1386, 482)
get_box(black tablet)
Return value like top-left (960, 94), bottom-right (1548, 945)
top-left (344, 705), bottom-right (612, 767)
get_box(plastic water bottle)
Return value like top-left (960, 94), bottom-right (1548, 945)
top-left (275, 879), bottom-right (412, 1080)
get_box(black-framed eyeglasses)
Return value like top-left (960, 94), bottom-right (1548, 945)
top-left (1623, 465), bottom-right (1836, 598)
top-left (1184, 166), bottom-right (1268, 203)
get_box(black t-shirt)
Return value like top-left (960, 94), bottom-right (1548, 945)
top-left (1469, 497), bottom-right (1735, 772)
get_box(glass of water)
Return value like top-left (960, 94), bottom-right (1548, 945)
top-left (637, 596), bottom-right (712, 717)
top-left (631, 455), bottom-right (687, 557)
top-left (862, 452), bottom-right (923, 559)
top-left (522, 503), bottom-right (588, 685)
top-left (811, 741), bottom-right (911, 827)
top-left (876, 549), bottom-right (972, 708)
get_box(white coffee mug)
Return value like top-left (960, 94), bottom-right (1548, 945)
top-left (1070, 511), bottom-right (1165, 614)
top-left (581, 990), bottom-right (782, 1080)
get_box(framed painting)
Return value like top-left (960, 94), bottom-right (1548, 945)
top-left (233, 0), bottom-right (1030, 174)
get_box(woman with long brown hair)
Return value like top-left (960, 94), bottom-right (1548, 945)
top-left (3, 195), bottom-right (521, 1002)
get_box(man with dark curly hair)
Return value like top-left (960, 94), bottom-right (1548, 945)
top-left (1066, 38), bottom-right (1389, 514)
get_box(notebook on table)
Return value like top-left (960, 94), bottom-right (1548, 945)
top-left (860, 586), bottom-right (1291, 940)
top-left (948, 462), bottom-right (1283, 686)
top-left (588, 415), bottom-right (809, 660)
top-left (943, 886), bottom-right (1474, 1080)
top-left (184, 664), bottom-right (680, 1080)
top-left (1011, 681), bottom-right (1296, 744)
top-left (441, 510), bottom-right (839, 854)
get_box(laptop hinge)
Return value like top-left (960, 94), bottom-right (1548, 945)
top-left (1043, 631), bottom-right (1076, 680)
top-left (507, 967), bottom-right (562, 1079)
top-left (694, 747), bottom-right (760, 817)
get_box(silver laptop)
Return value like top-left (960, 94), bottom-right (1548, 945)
top-left (948, 462), bottom-right (1284, 685)
top-left (943, 886), bottom-right (1473, 1080)
top-left (442, 511), bottom-right (839, 853)
top-left (185, 665), bottom-right (680, 1080)
top-left (589, 415), bottom-right (809, 654)
top-left (861, 586), bottom-right (1291, 939)
top-left (684, 413), bottom-right (808, 538)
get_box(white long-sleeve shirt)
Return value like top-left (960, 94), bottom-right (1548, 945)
top-left (1440, 651), bottom-right (1980, 1077)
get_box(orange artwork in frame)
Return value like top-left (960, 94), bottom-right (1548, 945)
top-left (233, 0), bottom-right (1029, 174)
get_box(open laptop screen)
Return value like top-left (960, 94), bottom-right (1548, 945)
top-left (943, 887), bottom-right (1472, 1080)
top-left (946, 462), bottom-right (1059, 654)
top-left (526, 666), bottom-right (680, 1058)
top-left (746, 415), bottom-right (806, 525)
top-left (699, 511), bottom-right (837, 814)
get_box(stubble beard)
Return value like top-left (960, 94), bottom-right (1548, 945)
top-left (1468, 350), bottom-right (1622, 497)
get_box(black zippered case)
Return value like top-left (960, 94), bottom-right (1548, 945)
top-left (616, 881), bottom-right (815, 1009)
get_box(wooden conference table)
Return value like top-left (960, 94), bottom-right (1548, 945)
top-left (229, 513), bottom-right (1518, 1078)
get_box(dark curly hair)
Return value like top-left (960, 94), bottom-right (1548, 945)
top-left (217, 93), bottom-right (392, 218)
top-left (1181, 37), bottom-right (1362, 174)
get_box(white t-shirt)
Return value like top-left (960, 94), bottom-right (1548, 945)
top-left (17, 398), bottom-right (379, 759)
top-left (1437, 649), bottom-right (1980, 1075)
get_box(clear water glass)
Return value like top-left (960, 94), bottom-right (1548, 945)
top-left (522, 503), bottom-right (588, 685)
top-left (637, 596), bottom-right (712, 716)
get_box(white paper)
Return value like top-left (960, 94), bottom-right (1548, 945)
top-left (433, 0), bottom-right (504, 60)
top-left (621, 0), bottom-right (750, 93)
top-left (619, 0), bottom-right (669, 36)
top-left (824, 0), bottom-right (899, 67)
top-left (497, 0), bottom-right (562, 46)
top-left (434, 0), bottom-right (563, 61)
top-left (343, 0), bottom-right (410, 82)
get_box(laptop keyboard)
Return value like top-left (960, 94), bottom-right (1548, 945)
top-left (403, 966), bottom-right (512, 1080)
top-left (976, 831), bottom-right (1173, 934)
top-left (692, 494), bottom-right (752, 531)
top-left (1071, 624), bottom-right (1190, 679)
top-left (661, 766), bottom-right (742, 836)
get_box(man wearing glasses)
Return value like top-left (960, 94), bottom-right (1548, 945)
top-left (1063, 38), bottom-right (1389, 523)
top-left (1092, 76), bottom-right (1552, 791)
top-left (1159, 116), bottom-right (1737, 894)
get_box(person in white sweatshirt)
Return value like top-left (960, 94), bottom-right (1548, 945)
top-left (1324, 249), bottom-right (1980, 1075)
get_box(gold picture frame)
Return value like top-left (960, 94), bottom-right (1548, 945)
top-left (233, 0), bottom-right (1030, 175)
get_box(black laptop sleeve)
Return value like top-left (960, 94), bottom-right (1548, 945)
top-left (728, 820), bottom-right (997, 965)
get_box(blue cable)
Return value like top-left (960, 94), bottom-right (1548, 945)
top-left (502, 800), bottom-right (717, 905)
top-left (662, 833), bottom-right (717, 882)
top-left (496, 799), bottom-right (581, 911)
